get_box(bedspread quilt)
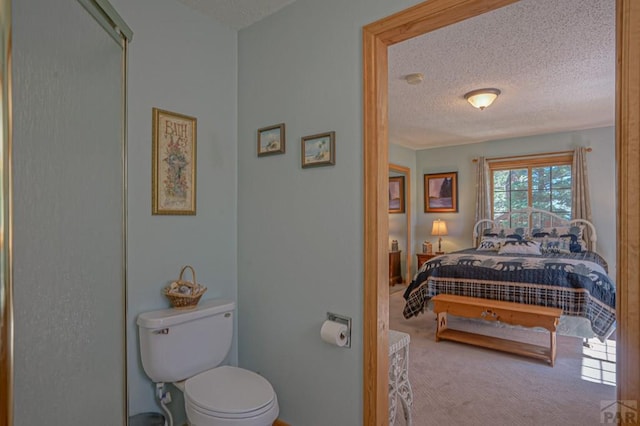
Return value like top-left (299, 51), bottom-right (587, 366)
top-left (403, 249), bottom-right (616, 339)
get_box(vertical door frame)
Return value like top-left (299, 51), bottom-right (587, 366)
top-left (615, 0), bottom-right (640, 402)
top-left (389, 163), bottom-right (412, 283)
top-left (363, 0), bottom-right (640, 424)
top-left (0, 0), bottom-right (13, 425)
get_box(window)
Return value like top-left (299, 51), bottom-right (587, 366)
top-left (490, 154), bottom-right (572, 226)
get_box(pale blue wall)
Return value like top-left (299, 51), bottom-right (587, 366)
top-left (415, 127), bottom-right (617, 277)
top-left (110, 0), bottom-right (238, 418)
top-left (237, 0), bottom-right (422, 424)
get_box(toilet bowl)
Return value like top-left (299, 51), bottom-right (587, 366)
top-left (176, 366), bottom-right (278, 426)
top-left (137, 299), bottom-right (279, 426)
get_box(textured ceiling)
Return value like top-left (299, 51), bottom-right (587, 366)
top-left (176, 0), bottom-right (297, 29)
top-left (175, 0), bottom-right (615, 151)
top-left (388, 0), bottom-right (615, 150)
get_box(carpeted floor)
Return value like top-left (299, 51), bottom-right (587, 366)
top-left (389, 291), bottom-right (616, 426)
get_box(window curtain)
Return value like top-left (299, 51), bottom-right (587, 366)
top-left (571, 146), bottom-right (592, 241)
top-left (474, 156), bottom-right (491, 239)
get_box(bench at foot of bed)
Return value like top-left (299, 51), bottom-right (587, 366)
top-left (431, 294), bottom-right (562, 367)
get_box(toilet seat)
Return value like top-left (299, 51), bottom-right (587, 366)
top-left (188, 395), bottom-right (278, 420)
top-left (184, 366), bottom-right (276, 418)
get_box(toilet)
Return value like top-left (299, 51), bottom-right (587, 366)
top-left (137, 299), bottom-right (279, 426)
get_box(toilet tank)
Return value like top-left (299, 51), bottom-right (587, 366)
top-left (137, 299), bottom-right (235, 383)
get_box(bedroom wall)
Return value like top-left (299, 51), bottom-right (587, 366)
top-left (237, 0), bottom-right (422, 424)
top-left (109, 0), bottom-right (238, 418)
top-left (415, 126), bottom-right (617, 277)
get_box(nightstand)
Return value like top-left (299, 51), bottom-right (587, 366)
top-left (416, 253), bottom-right (437, 269)
top-left (389, 251), bottom-right (403, 286)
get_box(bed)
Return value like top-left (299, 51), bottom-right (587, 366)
top-left (402, 208), bottom-right (616, 341)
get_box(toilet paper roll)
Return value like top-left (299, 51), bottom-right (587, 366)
top-left (320, 320), bottom-right (348, 347)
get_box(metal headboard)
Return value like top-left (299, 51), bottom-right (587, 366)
top-left (472, 207), bottom-right (597, 252)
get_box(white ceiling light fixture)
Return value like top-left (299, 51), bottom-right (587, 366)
top-left (464, 88), bottom-right (501, 110)
top-left (405, 73), bottom-right (424, 85)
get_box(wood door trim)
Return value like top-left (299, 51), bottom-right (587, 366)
top-left (363, 25), bottom-right (389, 426)
top-left (363, 0), bottom-right (640, 424)
top-left (615, 0), bottom-right (640, 401)
top-left (1, 1), bottom-right (12, 425)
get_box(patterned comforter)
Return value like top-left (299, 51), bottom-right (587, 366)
top-left (403, 249), bottom-right (616, 339)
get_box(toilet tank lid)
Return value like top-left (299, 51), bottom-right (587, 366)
top-left (137, 299), bottom-right (235, 329)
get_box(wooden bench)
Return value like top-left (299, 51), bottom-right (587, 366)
top-left (431, 294), bottom-right (563, 366)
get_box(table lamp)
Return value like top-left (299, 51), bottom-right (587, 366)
top-left (431, 219), bottom-right (448, 254)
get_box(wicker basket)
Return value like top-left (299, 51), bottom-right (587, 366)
top-left (163, 265), bottom-right (207, 309)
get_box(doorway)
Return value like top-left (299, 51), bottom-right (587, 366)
top-left (362, 1), bottom-right (640, 424)
top-left (389, 163), bottom-right (412, 286)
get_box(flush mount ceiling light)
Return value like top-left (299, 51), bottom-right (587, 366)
top-left (464, 88), bottom-right (501, 110)
top-left (405, 73), bottom-right (424, 85)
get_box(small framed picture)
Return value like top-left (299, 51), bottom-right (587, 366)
top-left (389, 176), bottom-right (405, 214)
top-left (424, 171), bottom-right (458, 213)
top-left (152, 107), bottom-right (197, 215)
top-left (301, 131), bottom-right (335, 168)
top-left (257, 123), bottom-right (285, 156)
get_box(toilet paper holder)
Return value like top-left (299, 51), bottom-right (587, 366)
top-left (326, 312), bottom-right (351, 348)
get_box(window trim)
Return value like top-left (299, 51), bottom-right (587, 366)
top-left (489, 154), bottom-right (573, 220)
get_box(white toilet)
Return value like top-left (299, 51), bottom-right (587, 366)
top-left (137, 299), bottom-right (279, 426)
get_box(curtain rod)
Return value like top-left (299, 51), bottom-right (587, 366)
top-left (472, 148), bottom-right (592, 163)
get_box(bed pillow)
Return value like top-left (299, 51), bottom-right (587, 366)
top-left (531, 225), bottom-right (587, 252)
top-left (531, 225), bottom-right (584, 239)
top-left (476, 238), bottom-right (502, 251)
top-left (483, 227), bottom-right (527, 240)
top-left (477, 234), bottom-right (522, 251)
top-left (498, 240), bottom-right (542, 255)
top-left (537, 237), bottom-right (573, 254)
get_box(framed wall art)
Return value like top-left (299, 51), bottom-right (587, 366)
top-left (388, 175), bottom-right (405, 214)
top-left (152, 107), bottom-right (197, 215)
top-left (257, 123), bottom-right (286, 156)
top-left (424, 171), bottom-right (458, 213)
top-left (301, 131), bottom-right (335, 168)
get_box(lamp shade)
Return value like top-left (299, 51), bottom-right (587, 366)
top-left (464, 88), bottom-right (501, 110)
top-left (431, 219), bottom-right (448, 236)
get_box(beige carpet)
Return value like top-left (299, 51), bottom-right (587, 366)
top-left (389, 291), bottom-right (616, 426)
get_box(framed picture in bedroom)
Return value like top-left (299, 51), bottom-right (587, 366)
top-left (301, 131), bottom-right (335, 168)
top-left (257, 123), bottom-right (286, 156)
top-left (424, 171), bottom-right (458, 213)
top-left (152, 107), bottom-right (197, 215)
top-left (388, 176), bottom-right (405, 214)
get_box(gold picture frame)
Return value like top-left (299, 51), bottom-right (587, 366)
top-left (424, 171), bottom-right (458, 213)
top-left (152, 107), bottom-right (197, 215)
top-left (388, 176), bottom-right (405, 214)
